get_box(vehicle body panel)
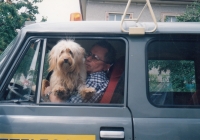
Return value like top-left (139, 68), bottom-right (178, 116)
top-left (0, 21), bottom-right (200, 140)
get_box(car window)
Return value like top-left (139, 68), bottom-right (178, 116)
top-left (147, 39), bottom-right (200, 106)
top-left (0, 40), bottom-right (42, 102)
top-left (40, 38), bottom-right (126, 104)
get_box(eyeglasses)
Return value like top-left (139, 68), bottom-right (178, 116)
top-left (86, 52), bottom-right (107, 63)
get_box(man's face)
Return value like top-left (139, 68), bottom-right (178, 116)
top-left (86, 45), bottom-right (110, 74)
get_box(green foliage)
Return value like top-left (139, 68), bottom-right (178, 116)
top-left (177, 1), bottom-right (200, 22)
top-left (149, 74), bottom-right (158, 91)
top-left (41, 16), bottom-right (47, 22)
top-left (149, 60), bottom-right (196, 92)
top-left (0, 2), bottom-right (20, 53)
top-left (0, 0), bottom-right (43, 53)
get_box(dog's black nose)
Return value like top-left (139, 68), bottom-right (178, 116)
top-left (64, 59), bottom-right (68, 63)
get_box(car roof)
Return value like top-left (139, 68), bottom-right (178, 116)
top-left (20, 21), bottom-right (200, 35)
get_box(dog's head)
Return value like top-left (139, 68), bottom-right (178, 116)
top-left (48, 40), bottom-right (85, 74)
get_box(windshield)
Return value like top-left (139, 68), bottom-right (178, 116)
top-left (0, 36), bottom-right (18, 66)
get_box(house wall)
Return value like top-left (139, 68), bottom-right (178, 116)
top-left (86, 1), bottom-right (187, 22)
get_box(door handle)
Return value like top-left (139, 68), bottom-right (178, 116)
top-left (100, 130), bottom-right (124, 139)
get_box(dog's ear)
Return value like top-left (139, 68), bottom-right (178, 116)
top-left (48, 49), bottom-right (56, 72)
top-left (78, 47), bottom-right (86, 63)
top-left (80, 47), bottom-right (86, 57)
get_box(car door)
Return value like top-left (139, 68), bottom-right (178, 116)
top-left (0, 35), bottom-right (132, 140)
top-left (128, 34), bottom-right (200, 140)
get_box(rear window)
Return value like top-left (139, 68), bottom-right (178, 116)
top-left (147, 38), bottom-right (200, 107)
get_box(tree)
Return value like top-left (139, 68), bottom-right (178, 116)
top-left (41, 16), bottom-right (47, 22)
top-left (0, 0), bottom-right (43, 53)
top-left (177, 1), bottom-right (200, 22)
top-left (148, 60), bottom-right (195, 92)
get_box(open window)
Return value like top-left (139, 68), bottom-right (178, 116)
top-left (41, 38), bottom-right (126, 104)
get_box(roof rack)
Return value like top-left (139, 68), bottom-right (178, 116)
top-left (120, 0), bottom-right (158, 35)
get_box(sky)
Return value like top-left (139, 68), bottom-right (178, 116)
top-left (35, 0), bottom-right (80, 22)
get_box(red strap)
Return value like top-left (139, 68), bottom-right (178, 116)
top-left (100, 56), bottom-right (125, 103)
top-left (100, 77), bottom-right (118, 103)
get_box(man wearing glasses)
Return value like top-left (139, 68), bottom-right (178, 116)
top-left (46, 40), bottom-right (116, 103)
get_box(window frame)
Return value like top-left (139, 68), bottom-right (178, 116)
top-left (105, 12), bottom-right (133, 21)
top-left (146, 35), bottom-right (200, 108)
top-left (161, 13), bottom-right (180, 22)
top-left (0, 37), bottom-right (45, 103)
top-left (0, 35), bottom-right (128, 106)
top-left (33, 35), bottom-right (128, 106)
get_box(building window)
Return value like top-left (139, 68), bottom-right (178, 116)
top-left (106, 12), bottom-right (133, 21)
top-left (161, 13), bottom-right (179, 22)
top-left (165, 16), bottom-right (177, 22)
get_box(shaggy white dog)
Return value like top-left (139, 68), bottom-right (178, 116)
top-left (42, 40), bottom-right (95, 101)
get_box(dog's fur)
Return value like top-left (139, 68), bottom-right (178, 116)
top-left (42, 40), bottom-right (95, 101)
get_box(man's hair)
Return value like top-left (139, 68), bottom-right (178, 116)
top-left (92, 40), bottom-right (116, 64)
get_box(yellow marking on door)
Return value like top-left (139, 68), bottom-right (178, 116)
top-left (0, 134), bottom-right (95, 140)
